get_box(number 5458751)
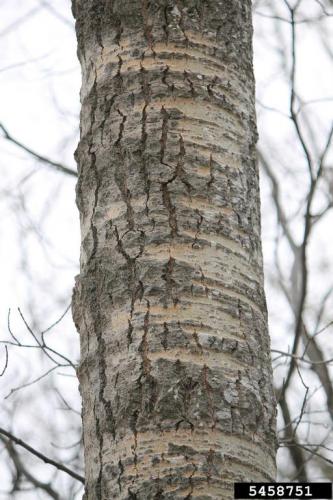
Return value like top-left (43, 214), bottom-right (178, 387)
top-left (248, 485), bottom-right (312, 497)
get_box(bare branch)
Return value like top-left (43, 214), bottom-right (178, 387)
top-left (0, 435), bottom-right (60, 499)
top-left (41, 303), bottom-right (71, 336)
top-left (272, 349), bottom-right (333, 365)
top-left (301, 326), bottom-right (333, 420)
top-left (282, 442), bottom-right (333, 467)
top-left (287, 6), bottom-right (314, 179)
top-left (279, 396), bottom-right (308, 481)
top-left (258, 149), bottom-right (297, 251)
top-left (0, 346), bottom-right (8, 377)
top-left (0, 123), bottom-right (77, 178)
top-left (314, 0), bottom-right (333, 16)
top-left (0, 428), bottom-right (85, 484)
top-left (17, 308), bottom-right (76, 369)
top-left (4, 366), bottom-right (60, 400)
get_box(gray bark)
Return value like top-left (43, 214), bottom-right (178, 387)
top-left (72, 1), bottom-right (277, 498)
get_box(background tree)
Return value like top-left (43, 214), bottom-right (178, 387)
top-left (255, 0), bottom-right (333, 481)
top-left (0, 0), bottom-right (332, 498)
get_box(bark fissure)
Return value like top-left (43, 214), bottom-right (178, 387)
top-left (140, 63), bottom-right (151, 215)
top-left (140, 299), bottom-right (151, 375)
top-left (162, 257), bottom-right (177, 307)
top-left (115, 109), bottom-right (127, 147)
top-left (141, 0), bottom-right (154, 53)
top-left (161, 65), bottom-right (174, 93)
top-left (159, 105), bottom-right (169, 166)
top-left (87, 70), bottom-right (99, 265)
top-left (114, 225), bottom-right (145, 317)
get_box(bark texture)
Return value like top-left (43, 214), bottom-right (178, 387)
top-left (72, 1), bottom-right (277, 498)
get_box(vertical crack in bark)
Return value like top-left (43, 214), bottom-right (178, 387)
top-left (162, 257), bottom-right (178, 307)
top-left (192, 330), bottom-right (203, 353)
top-left (207, 76), bottom-right (219, 100)
top-left (127, 319), bottom-right (134, 348)
top-left (114, 225), bottom-right (145, 317)
top-left (115, 108), bottom-right (127, 146)
top-left (87, 69), bottom-right (100, 265)
top-left (184, 70), bottom-right (196, 97)
top-left (117, 459), bottom-right (124, 492)
top-left (184, 462), bottom-right (197, 499)
top-left (140, 64), bottom-right (151, 215)
top-left (162, 4), bottom-right (170, 43)
top-left (139, 299), bottom-right (151, 375)
top-left (161, 134), bottom-right (191, 237)
top-left (236, 370), bottom-right (242, 417)
top-left (176, 135), bottom-right (191, 195)
top-left (113, 106), bottom-right (137, 232)
top-left (207, 153), bottom-right (215, 189)
top-left (162, 65), bottom-right (174, 93)
top-left (159, 105), bottom-right (169, 166)
top-left (235, 370), bottom-right (243, 433)
top-left (202, 364), bottom-right (217, 430)
top-left (161, 322), bottom-right (169, 350)
top-left (192, 209), bottom-right (203, 249)
top-left (159, 109), bottom-right (177, 235)
top-left (161, 181), bottom-right (178, 237)
top-left (141, 0), bottom-right (155, 54)
top-left (140, 63), bottom-right (151, 107)
top-left (116, 55), bottom-right (123, 92)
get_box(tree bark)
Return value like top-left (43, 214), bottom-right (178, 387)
top-left (72, 1), bottom-right (277, 498)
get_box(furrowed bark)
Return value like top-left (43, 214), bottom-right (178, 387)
top-left (72, 1), bottom-right (277, 498)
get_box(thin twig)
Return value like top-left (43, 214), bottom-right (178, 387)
top-left (41, 304), bottom-right (71, 337)
top-left (258, 149), bottom-right (296, 251)
top-left (17, 308), bottom-right (76, 369)
top-left (0, 435), bottom-right (60, 499)
top-left (272, 349), bottom-right (333, 365)
top-left (279, 396), bottom-right (307, 481)
top-left (0, 346), bottom-right (8, 377)
top-left (0, 428), bottom-right (84, 484)
top-left (4, 365), bottom-right (61, 400)
top-left (277, 3), bottom-right (330, 400)
top-left (0, 123), bottom-right (77, 178)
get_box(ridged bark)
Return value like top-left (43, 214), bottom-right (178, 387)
top-left (72, 1), bottom-right (277, 498)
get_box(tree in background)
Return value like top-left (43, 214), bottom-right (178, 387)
top-left (255, 0), bottom-right (333, 481)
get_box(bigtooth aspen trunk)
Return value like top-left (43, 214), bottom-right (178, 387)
top-left (72, 0), bottom-right (277, 498)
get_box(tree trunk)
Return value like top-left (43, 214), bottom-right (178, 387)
top-left (72, 1), bottom-right (277, 498)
